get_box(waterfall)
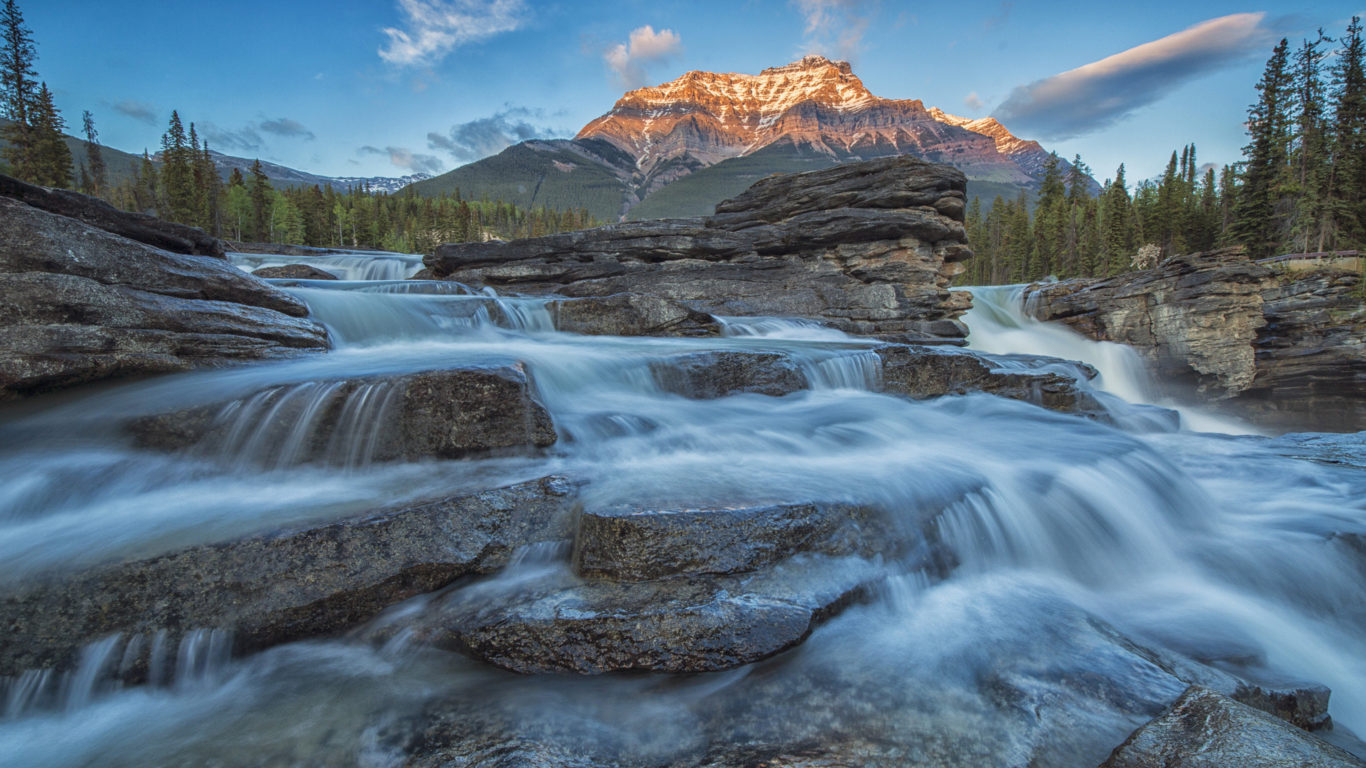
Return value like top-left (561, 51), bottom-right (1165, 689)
top-left (1, 256), bottom-right (1363, 767)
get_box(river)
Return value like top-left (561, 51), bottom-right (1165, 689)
top-left (0, 252), bottom-right (1363, 766)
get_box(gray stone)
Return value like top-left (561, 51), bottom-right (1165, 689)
top-left (1099, 686), bottom-right (1366, 768)
top-left (875, 344), bottom-right (1101, 414)
top-left (1233, 682), bottom-right (1333, 731)
top-left (573, 501), bottom-right (881, 581)
top-left (129, 363), bottom-right (557, 462)
top-left (1026, 249), bottom-right (1366, 432)
top-left (0, 197), bottom-right (329, 399)
top-left (0, 476), bottom-right (577, 678)
top-left (426, 157), bottom-right (974, 342)
top-left (550, 292), bottom-right (720, 337)
top-left (649, 350), bottom-right (807, 398)
top-left (414, 554), bottom-right (884, 675)
top-left (0, 173), bottom-right (224, 257)
top-left (252, 264), bottom-right (340, 280)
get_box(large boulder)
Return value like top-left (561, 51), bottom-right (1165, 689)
top-left (0, 195), bottom-right (330, 399)
top-left (426, 157), bottom-right (974, 343)
top-left (129, 363), bottom-right (557, 463)
top-left (0, 476), bottom-right (577, 678)
top-left (1099, 686), bottom-right (1365, 768)
top-left (0, 173), bottom-right (224, 256)
top-left (1025, 249), bottom-right (1366, 431)
top-left (252, 264), bottom-right (339, 280)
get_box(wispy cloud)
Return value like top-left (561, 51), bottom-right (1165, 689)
top-left (964, 91), bottom-right (985, 111)
top-left (260, 117), bottom-right (316, 141)
top-left (199, 122), bottom-right (264, 152)
top-left (379, 0), bottom-right (526, 68)
top-left (993, 12), bottom-right (1277, 141)
top-left (427, 106), bottom-right (565, 163)
top-left (603, 25), bottom-right (683, 89)
top-left (792, 0), bottom-right (873, 62)
top-left (111, 100), bottom-right (158, 125)
top-left (983, 1), bottom-right (1012, 31)
top-left (359, 144), bottom-right (445, 175)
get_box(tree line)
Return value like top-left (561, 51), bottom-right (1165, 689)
top-left (961, 17), bottom-right (1366, 285)
top-left (0, 0), bottom-right (601, 252)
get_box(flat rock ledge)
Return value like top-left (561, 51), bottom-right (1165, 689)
top-left (404, 497), bottom-right (927, 675)
top-left (252, 264), bottom-right (340, 280)
top-left (425, 157), bottom-right (974, 343)
top-left (0, 476), bottom-right (577, 679)
top-left (129, 363), bottom-right (557, 463)
top-left (1099, 686), bottom-right (1365, 768)
top-left (0, 192), bottom-right (329, 399)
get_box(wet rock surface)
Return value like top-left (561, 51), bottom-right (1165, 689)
top-left (0, 173), bottom-right (225, 257)
top-left (251, 263), bottom-right (340, 280)
top-left (0, 194), bottom-right (330, 399)
top-left (426, 157), bottom-right (974, 342)
top-left (1099, 686), bottom-right (1366, 768)
top-left (550, 292), bottom-right (721, 337)
top-left (875, 344), bottom-right (1101, 414)
top-left (412, 554), bottom-right (884, 675)
top-left (128, 363), bottom-right (557, 462)
top-left (1025, 249), bottom-right (1366, 431)
top-left (650, 350), bottom-right (808, 399)
top-left (0, 476), bottom-right (577, 678)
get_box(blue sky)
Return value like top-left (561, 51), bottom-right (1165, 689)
top-left (26, 1), bottom-right (1364, 186)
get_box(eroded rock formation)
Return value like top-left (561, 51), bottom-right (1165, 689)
top-left (0, 192), bottom-right (330, 399)
top-left (1025, 249), bottom-right (1366, 431)
top-left (425, 156), bottom-right (974, 341)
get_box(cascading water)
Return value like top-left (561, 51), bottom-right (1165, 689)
top-left (1, 254), bottom-right (1363, 766)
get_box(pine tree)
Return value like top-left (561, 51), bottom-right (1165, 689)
top-left (134, 151), bottom-right (158, 213)
top-left (26, 81), bottom-right (70, 187)
top-left (1101, 165), bottom-right (1135, 274)
top-left (248, 159), bottom-right (271, 242)
top-left (81, 109), bottom-right (105, 198)
top-left (1232, 38), bottom-right (1293, 258)
top-left (159, 111), bottom-right (195, 223)
top-left (1326, 17), bottom-right (1366, 248)
top-left (0, 0), bottom-right (38, 178)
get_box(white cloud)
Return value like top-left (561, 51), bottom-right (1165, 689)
top-left (359, 144), bottom-right (445, 174)
top-left (604, 25), bottom-right (683, 89)
top-left (993, 12), bottom-right (1277, 141)
top-left (964, 91), bottom-right (985, 111)
top-left (792, 0), bottom-right (872, 61)
top-left (379, 0), bottom-right (526, 68)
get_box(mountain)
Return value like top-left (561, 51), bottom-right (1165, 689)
top-left (0, 118), bottom-right (424, 193)
top-left (410, 56), bottom-right (1095, 221)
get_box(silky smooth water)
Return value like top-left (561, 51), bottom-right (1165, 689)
top-left (1, 263), bottom-right (1363, 766)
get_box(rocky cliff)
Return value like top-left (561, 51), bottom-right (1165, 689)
top-left (425, 155), bottom-right (974, 341)
top-left (410, 56), bottom-right (1095, 221)
top-left (0, 179), bottom-right (330, 399)
top-left (1024, 249), bottom-right (1366, 431)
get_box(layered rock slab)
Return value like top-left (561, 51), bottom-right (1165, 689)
top-left (0, 476), bottom-right (577, 678)
top-left (1099, 686), bottom-right (1365, 768)
top-left (1025, 249), bottom-right (1366, 431)
top-left (129, 363), bottom-right (557, 463)
top-left (425, 157), bottom-right (974, 342)
top-left (0, 194), bottom-right (330, 399)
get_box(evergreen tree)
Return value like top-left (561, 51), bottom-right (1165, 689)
top-left (134, 151), bottom-right (158, 213)
top-left (248, 159), bottom-right (271, 241)
top-left (159, 110), bottom-right (195, 223)
top-left (1231, 38), bottom-right (1293, 258)
top-left (0, 0), bottom-right (38, 178)
top-left (27, 81), bottom-right (71, 187)
top-left (81, 109), bottom-right (105, 197)
top-left (1326, 17), bottom-right (1366, 248)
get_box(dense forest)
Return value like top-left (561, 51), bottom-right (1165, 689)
top-left (0, 0), bottom-right (601, 253)
top-left (960, 19), bottom-right (1366, 285)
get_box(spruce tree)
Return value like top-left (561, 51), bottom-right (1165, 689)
top-left (27, 82), bottom-right (70, 187)
top-left (160, 111), bottom-right (195, 223)
top-left (1231, 38), bottom-right (1293, 258)
top-left (1101, 165), bottom-right (1135, 274)
top-left (81, 109), bottom-right (105, 197)
top-left (248, 159), bottom-right (271, 242)
top-left (1326, 17), bottom-right (1366, 248)
top-left (0, 0), bottom-right (37, 178)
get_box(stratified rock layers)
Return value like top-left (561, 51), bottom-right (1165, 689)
top-left (427, 156), bottom-right (974, 341)
top-left (1025, 249), bottom-right (1366, 431)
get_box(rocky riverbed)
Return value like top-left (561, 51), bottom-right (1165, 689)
top-left (1, 165), bottom-right (1364, 766)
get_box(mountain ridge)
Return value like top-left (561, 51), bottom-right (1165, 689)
top-left (410, 56), bottom-right (1095, 220)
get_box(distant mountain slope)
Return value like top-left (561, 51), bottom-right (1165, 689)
top-left (414, 56), bottom-right (1091, 221)
top-left (0, 118), bottom-right (423, 193)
